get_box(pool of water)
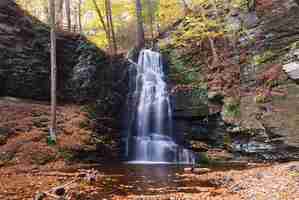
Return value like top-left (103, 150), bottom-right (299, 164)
top-left (85, 162), bottom-right (246, 199)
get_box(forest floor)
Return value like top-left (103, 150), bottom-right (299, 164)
top-left (0, 98), bottom-right (299, 200)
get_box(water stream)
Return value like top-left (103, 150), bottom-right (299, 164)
top-left (123, 49), bottom-right (195, 164)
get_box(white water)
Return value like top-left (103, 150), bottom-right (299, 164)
top-left (124, 49), bottom-right (195, 164)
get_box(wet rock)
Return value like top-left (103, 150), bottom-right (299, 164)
top-left (188, 122), bottom-right (209, 140)
top-left (53, 187), bottom-right (66, 196)
top-left (190, 141), bottom-right (209, 152)
top-left (0, 127), bottom-right (12, 145)
top-left (0, 135), bottom-right (7, 145)
top-left (232, 140), bottom-right (274, 154)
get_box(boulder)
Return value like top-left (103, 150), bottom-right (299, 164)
top-left (283, 62), bottom-right (299, 80)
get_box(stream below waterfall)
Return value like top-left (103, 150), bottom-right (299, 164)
top-left (81, 163), bottom-right (248, 199)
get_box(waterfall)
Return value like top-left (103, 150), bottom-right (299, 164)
top-left (123, 49), bottom-right (195, 164)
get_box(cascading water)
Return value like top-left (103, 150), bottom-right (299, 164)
top-left (123, 49), bottom-right (195, 164)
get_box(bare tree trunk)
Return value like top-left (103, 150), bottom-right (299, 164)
top-left (92, 0), bottom-right (111, 51)
top-left (181, 0), bottom-right (190, 15)
top-left (105, 0), bottom-right (112, 54)
top-left (248, 0), bottom-right (256, 12)
top-left (105, 0), bottom-right (117, 54)
top-left (65, 0), bottom-right (71, 31)
top-left (56, 0), bottom-right (64, 28)
top-left (49, 0), bottom-right (57, 142)
top-left (73, 4), bottom-right (78, 32)
top-left (135, 0), bottom-right (145, 50)
top-left (78, 0), bottom-right (82, 33)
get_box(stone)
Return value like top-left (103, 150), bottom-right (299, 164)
top-left (190, 141), bottom-right (209, 152)
top-left (0, 135), bottom-right (7, 145)
top-left (0, 127), bottom-right (12, 145)
top-left (0, 127), bottom-right (11, 136)
top-left (34, 192), bottom-right (46, 200)
top-left (293, 49), bottom-right (299, 58)
top-left (283, 62), bottom-right (299, 80)
top-left (241, 12), bottom-right (260, 29)
top-left (184, 167), bottom-right (192, 172)
top-left (53, 187), bottom-right (66, 196)
top-left (192, 168), bottom-right (211, 174)
top-left (288, 165), bottom-right (299, 173)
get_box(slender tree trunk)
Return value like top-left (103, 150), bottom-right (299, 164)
top-left (78, 0), bottom-right (82, 33)
top-left (56, 0), bottom-right (64, 28)
top-left (107, 0), bottom-right (117, 54)
top-left (135, 0), bottom-right (145, 50)
top-left (248, 0), bottom-right (256, 12)
top-left (92, 0), bottom-right (111, 51)
top-left (49, 0), bottom-right (57, 141)
top-left (105, 0), bottom-right (112, 54)
top-left (105, 0), bottom-right (117, 55)
top-left (181, 0), bottom-right (190, 15)
top-left (73, 4), bottom-right (78, 32)
top-left (65, 0), bottom-right (71, 31)
top-left (147, 0), bottom-right (155, 47)
top-left (43, 0), bottom-right (50, 24)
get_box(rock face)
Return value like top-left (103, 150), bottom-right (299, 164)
top-left (171, 87), bottom-right (209, 145)
top-left (173, 88), bottom-right (209, 120)
top-left (235, 0), bottom-right (299, 159)
top-left (0, 1), bottom-right (129, 104)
